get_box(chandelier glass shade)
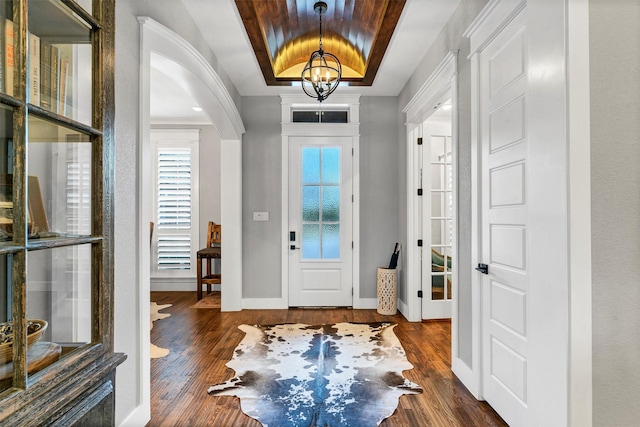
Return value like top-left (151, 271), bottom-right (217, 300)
top-left (301, 2), bottom-right (342, 102)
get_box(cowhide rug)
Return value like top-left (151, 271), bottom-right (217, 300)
top-left (208, 322), bottom-right (422, 427)
top-left (150, 302), bottom-right (171, 359)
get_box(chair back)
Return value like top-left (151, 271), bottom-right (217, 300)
top-left (206, 221), bottom-right (221, 247)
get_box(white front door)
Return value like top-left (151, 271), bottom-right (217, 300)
top-left (288, 137), bottom-right (353, 307)
top-left (479, 9), bottom-right (529, 426)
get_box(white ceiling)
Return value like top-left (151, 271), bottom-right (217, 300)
top-left (150, 0), bottom-right (462, 122)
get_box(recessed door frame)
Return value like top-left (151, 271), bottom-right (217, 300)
top-left (403, 50), bottom-right (461, 356)
top-left (278, 94), bottom-right (361, 309)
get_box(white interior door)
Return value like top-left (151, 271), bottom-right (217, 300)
top-left (421, 115), bottom-right (454, 320)
top-left (288, 136), bottom-right (353, 307)
top-left (479, 9), bottom-right (529, 426)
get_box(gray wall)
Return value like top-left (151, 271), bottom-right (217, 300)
top-left (114, 1), bottom-right (241, 423)
top-left (590, 1), bottom-right (640, 425)
top-left (396, 0), bottom-right (488, 368)
top-left (241, 97), bottom-right (282, 298)
top-left (359, 97), bottom-right (400, 298)
top-left (240, 96), bottom-right (399, 300)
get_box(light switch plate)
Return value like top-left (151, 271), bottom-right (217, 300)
top-left (253, 212), bottom-right (269, 221)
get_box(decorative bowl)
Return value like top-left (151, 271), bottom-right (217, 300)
top-left (0, 320), bottom-right (48, 364)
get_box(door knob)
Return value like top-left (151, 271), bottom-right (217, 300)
top-left (475, 263), bottom-right (489, 274)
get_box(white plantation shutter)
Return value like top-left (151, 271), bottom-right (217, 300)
top-left (157, 149), bottom-right (192, 269)
top-left (151, 130), bottom-right (200, 278)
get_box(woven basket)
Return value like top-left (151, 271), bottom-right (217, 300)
top-left (0, 320), bottom-right (48, 364)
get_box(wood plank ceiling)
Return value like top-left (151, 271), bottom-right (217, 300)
top-left (235, 0), bottom-right (406, 86)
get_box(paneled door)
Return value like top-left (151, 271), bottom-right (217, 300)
top-left (289, 137), bottom-right (353, 307)
top-left (479, 9), bottom-right (529, 426)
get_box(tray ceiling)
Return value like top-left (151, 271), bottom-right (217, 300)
top-left (235, 0), bottom-right (406, 86)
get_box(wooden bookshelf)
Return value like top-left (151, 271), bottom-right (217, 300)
top-left (0, 0), bottom-right (124, 425)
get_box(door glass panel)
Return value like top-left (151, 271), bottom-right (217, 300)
top-left (321, 147), bottom-right (340, 184)
top-left (302, 148), bottom-right (320, 184)
top-left (302, 223), bottom-right (320, 259)
top-left (431, 164), bottom-right (446, 190)
top-left (300, 146), bottom-right (341, 260)
top-left (322, 186), bottom-right (339, 221)
top-left (302, 186), bottom-right (320, 221)
top-left (431, 191), bottom-right (444, 218)
top-left (431, 274), bottom-right (446, 300)
top-left (321, 224), bottom-right (339, 258)
top-left (431, 136), bottom-right (445, 160)
top-left (429, 134), bottom-right (453, 303)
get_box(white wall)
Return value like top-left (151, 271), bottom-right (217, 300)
top-left (590, 1), bottom-right (640, 425)
top-left (114, 1), bottom-right (240, 424)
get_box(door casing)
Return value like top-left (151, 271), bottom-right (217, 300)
top-left (278, 94), bottom-right (363, 310)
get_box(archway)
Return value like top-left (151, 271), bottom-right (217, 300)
top-left (135, 15), bottom-right (244, 422)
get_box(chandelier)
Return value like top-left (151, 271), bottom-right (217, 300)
top-left (301, 1), bottom-right (342, 102)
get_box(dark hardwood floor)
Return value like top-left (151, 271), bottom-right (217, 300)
top-left (148, 291), bottom-right (506, 427)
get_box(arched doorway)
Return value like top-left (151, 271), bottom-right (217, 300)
top-left (135, 16), bottom-right (245, 422)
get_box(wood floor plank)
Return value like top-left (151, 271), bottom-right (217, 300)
top-left (148, 291), bottom-right (506, 426)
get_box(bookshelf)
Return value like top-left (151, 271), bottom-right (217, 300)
top-left (0, 0), bottom-right (124, 425)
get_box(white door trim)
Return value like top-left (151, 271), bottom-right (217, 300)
top-left (279, 94), bottom-right (361, 309)
top-left (402, 53), bottom-right (458, 324)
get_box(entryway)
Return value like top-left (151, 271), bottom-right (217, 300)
top-left (280, 94), bottom-right (361, 308)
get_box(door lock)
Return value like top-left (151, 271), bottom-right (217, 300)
top-left (475, 263), bottom-right (489, 274)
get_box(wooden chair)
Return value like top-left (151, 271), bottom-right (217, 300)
top-left (196, 222), bottom-right (221, 300)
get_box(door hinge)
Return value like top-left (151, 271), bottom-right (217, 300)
top-left (417, 188), bottom-right (423, 196)
top-left (351, 241), bottom-right (354, 249)
top-left (417, 239), bottom-right (423, 247)
top-left (418, 290), bottom-right (423, 298)
top-left (352, 148), bottom-right (354, 156)
top-left (352, 194), bottom-right (354, 202)
top-left (417, 137), bottom-right (423, 145)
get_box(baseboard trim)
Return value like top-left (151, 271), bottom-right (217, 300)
top-left (452, 357), bottom-right (481, 400)
top-left (150, 278), bottom-right (222, 293)
top-left (353, 298), bottom-right (378, 309)
top-left (118, 404), bottom-right (150, 427)
top-left (242, 298), bottom-right (288, 310)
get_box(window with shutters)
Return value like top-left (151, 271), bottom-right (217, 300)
top-left (151, 129), bottom-right (200, 278)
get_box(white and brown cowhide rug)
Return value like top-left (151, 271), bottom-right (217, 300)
top-left (208, 322), bottom-right (422, 427)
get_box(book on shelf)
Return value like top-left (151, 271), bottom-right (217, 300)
top-left (4, 19), bottom-right (13, 97)
top-left (40, 40), bottom-right (51, 110)
top-left (50, 45), bottom-right (60, 113)
top-left (29, 32), bottom-right (40, 105)
top-left (58, 54), bottom-right (68, 116)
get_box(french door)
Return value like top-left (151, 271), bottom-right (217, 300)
top-left (420, 121), bottom-right (454, 320)
top-left (288, 136), bottom-right (353, 307)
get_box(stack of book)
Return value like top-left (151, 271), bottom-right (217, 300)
top-left (0, 13), bottom-right (71, 115)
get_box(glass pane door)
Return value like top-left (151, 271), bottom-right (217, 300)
top-left (301, 146), bottom-right (341, 260)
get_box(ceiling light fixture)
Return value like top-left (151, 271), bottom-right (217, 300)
top-left (192, 106), bottom-right (203, 112)
top-left (301, 1), bottom-right (341, 102)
